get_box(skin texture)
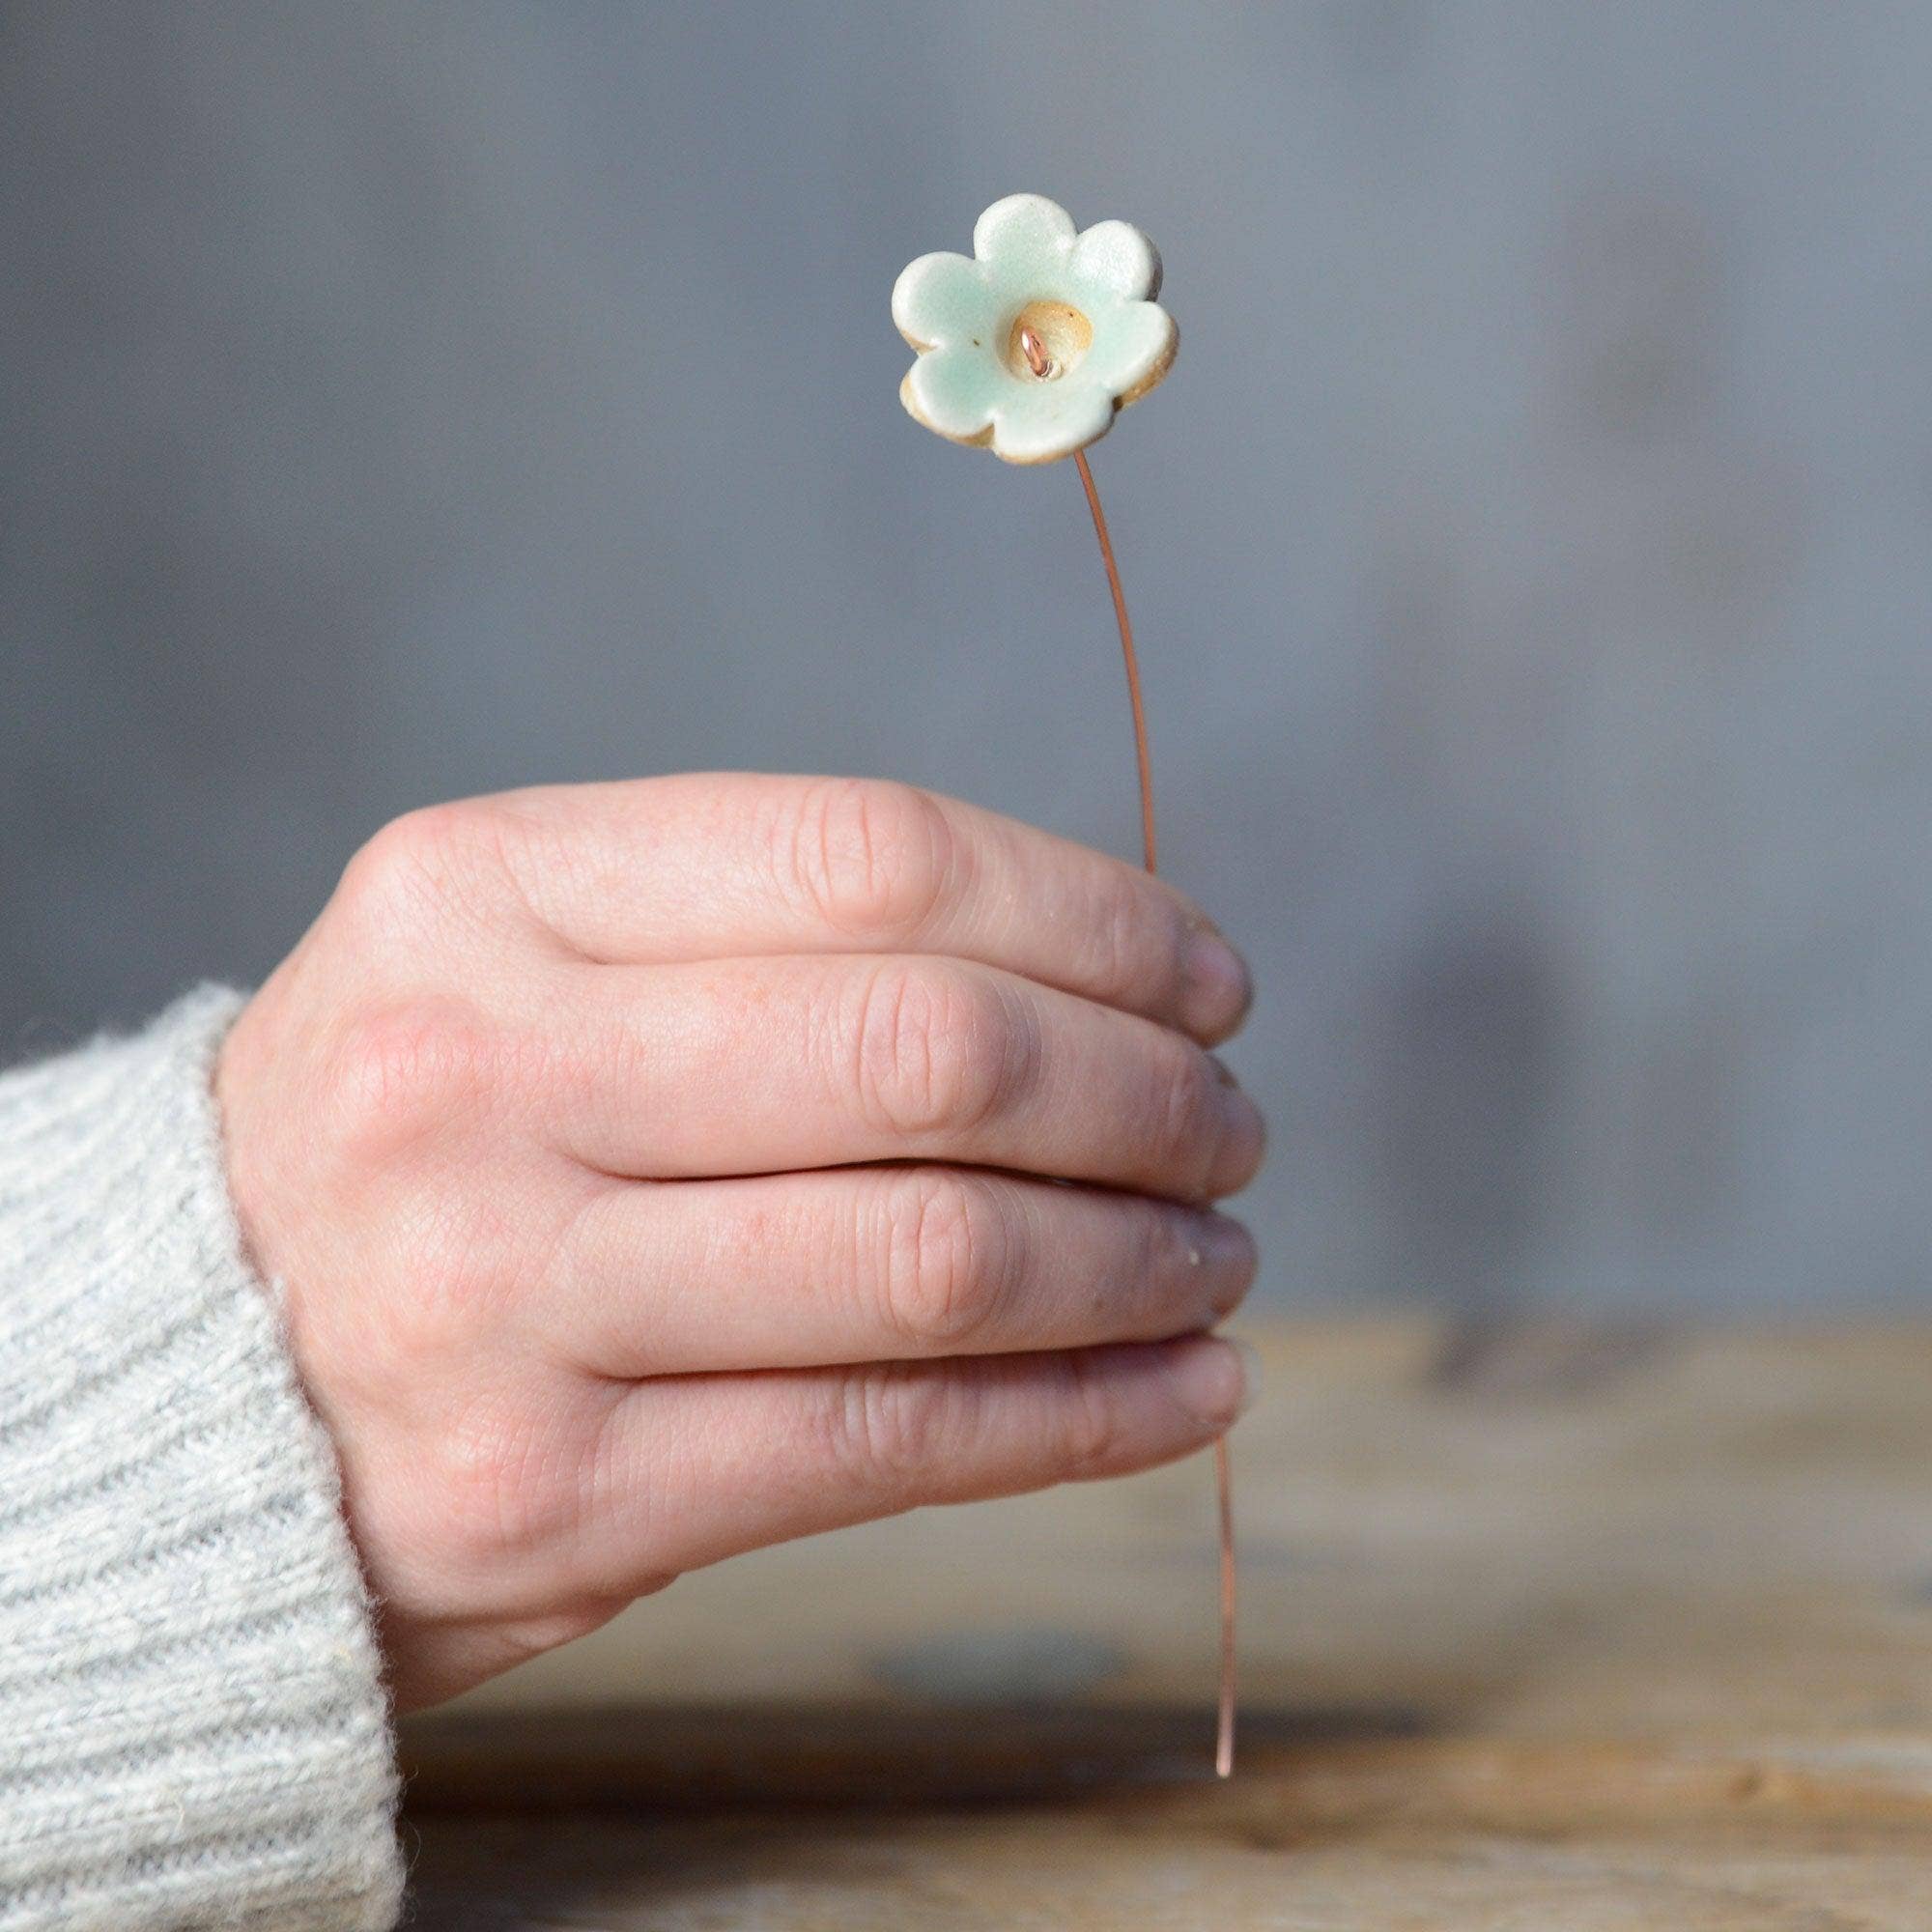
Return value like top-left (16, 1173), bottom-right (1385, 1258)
top-left (216, 774), bottom-right (1264, 1709)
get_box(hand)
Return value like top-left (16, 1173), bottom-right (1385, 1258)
top-left (216, 775), bottom-right (1264, 1708)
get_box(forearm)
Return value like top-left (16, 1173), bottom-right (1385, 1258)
top-left (0, 990), bottom-right (401, 1932)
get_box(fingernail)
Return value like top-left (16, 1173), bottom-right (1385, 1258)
top-left (1182, 931), bottom-right (1252, 1038)
top-left (1209, 1085), bottom-right (1267, 1195)
top-left (1193, 1215), bottom-right (1259, 1314)
top-left (1168, 1335), bottom-right (1260, 1429)
top-left (1199, 1212), bottom-right (1258, 1274)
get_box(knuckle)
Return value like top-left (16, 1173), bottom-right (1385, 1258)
top-left (373, 1193), bottom-right (517, 1359)
top-left (850, 960), bottom-right (1032, 1142)
top-left (431, 1391), bottom-right (580, 1565)
top-left (336, 801), bottom-right (516, 941)
top-left (1056, 1351), bottom-right (1122, 1473)
top-left (1081, 867), bottom-right (1158, 1008)
top-left (786, 778), bottom-right (958, 941)
top-left (322, 997), bottom-right (502, 1159)
top-left (832, 1365), bottom-right (965, 1489)
top-left (340, 804), bottom-right (469, 914)
top-left (471, 795), bottom-right (594, 938)
top-left (878, 1171), bottom-right (1015, 1351)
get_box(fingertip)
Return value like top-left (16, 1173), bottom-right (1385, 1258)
top-left (1163, 1333), bottom-right (1258, 1432)
top-left (1207, 1083), bottom-right (1268, 1200)
top-left (1194, 1212), bottom-right (1260, 1316)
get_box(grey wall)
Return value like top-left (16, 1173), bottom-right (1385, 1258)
top-left (5, 2), bottom-right (1930, 1310)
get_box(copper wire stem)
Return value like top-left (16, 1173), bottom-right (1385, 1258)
top-left (1073, 450), bottom-right (1159, 875)
top-left (1071, 443), bottom-right (1238, 1781)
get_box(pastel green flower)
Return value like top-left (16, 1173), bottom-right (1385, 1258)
top-left (893, 193), bottom-right (1178, 466)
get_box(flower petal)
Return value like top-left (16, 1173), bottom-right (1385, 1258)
top-left (900, 345), bottom-right (1001, 445)
top-left (1069, 219), bottom-right (1162, 302)
top-left (972, 193), bottom-right (1077, 276)
top-left (892, 250), bottom-right (994, 352)
top-left (987, 380), bottom-right (1117, 466)
top-left (1081, 300), bottom-right (1178, 408)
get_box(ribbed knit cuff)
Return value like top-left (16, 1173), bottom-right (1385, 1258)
top-left (0, 989), bottom-right (404, 1931)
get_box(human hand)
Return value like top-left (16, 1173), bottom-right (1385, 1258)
top-left (215, 775), bottom-right (1264, 1708)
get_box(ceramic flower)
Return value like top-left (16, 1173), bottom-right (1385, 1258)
top-left (893, 192), bottom-right (1178, 465)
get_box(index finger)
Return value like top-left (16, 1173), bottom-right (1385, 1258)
top-left (480, 773), bottom-right (1253, 1044)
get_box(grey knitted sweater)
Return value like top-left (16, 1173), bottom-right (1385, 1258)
top-left (0, 990), bottom-right (404, 1929)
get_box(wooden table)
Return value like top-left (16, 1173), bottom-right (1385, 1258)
top-left (400, 1321), bottom-right (1932, 1926)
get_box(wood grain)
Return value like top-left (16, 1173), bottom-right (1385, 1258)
top-left (401, 1321), bottom-right (1932, 1926)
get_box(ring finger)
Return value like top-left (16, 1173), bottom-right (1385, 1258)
top-left (551, 1164), bottom-right (1258, 1378)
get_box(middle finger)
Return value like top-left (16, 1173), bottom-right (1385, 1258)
top-left (546, 953), bottom-right (1266, 1201)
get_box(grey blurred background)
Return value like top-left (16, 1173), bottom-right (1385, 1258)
top-left (4, 2), bottom-right (1929, 1311)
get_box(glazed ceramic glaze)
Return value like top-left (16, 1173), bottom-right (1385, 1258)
top-left (893, 193), bottom-right (1178, 465)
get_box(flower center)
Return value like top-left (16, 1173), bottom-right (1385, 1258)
top-left (1005, 300), bottom-right (1093, 382)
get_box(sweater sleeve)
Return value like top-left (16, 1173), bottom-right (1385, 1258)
top-left (0, 989), bottom-right (404, 1932)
